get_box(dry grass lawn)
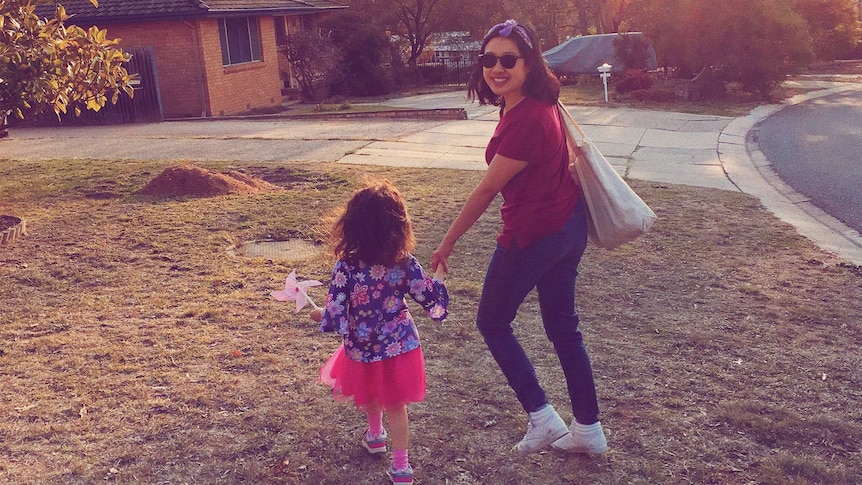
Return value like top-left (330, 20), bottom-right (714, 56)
top-left (0, 157), bottom-right (859, 484)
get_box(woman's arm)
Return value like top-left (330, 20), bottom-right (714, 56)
top-left (432, 154), bottom-right (527, 273)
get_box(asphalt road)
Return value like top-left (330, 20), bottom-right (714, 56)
top-left (755, 89), bottom-right (862, 234)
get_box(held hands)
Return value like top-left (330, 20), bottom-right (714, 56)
top-left (431, 241), bottom-right (454, 277)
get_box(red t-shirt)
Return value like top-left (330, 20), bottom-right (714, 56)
top-left (486, 97), bottom-right (581, 248)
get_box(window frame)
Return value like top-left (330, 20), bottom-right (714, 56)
top-left (218, 17), bottom-right (262, 67)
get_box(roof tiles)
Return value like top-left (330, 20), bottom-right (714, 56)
top-left (35, 0), bottom-right (345, 22)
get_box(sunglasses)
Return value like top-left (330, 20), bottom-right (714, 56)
top-left (478, 53), bottom-right (522, 69)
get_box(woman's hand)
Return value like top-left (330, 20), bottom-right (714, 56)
top-left (431, 241), bottom-right (454, 276)
top-left (568, 146), bottom-right (585, 187)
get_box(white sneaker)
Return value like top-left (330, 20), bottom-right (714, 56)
top-left (551, 420), bottom-right (608, 454)
top-left (513, 405), bottom-right (570, 455)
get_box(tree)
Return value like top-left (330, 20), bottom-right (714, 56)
top-left (627, 0), bottom-right (813, 98)
top-left (279, 28), bottom-right (340, 100)
top-left (613, 32), bottom-right (652, 70)
top-left (791, 0), bottom-right (861, 60)
top-left (708, 0), bottom-right (813, 96)
top-left (391, 0), bottom-right (447, 65)
top-left (580, 0), bottom-right (635, 34)
top-left (503, 0), bottom-right (576, 47)
top-left (322, 11), bottom-right (394, 96)
top-left (338, 0), bottom-right (446, 66)
top-left (0, 0), bottom-right (135, 135)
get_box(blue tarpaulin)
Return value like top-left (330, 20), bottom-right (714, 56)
top-left (543, 32), bottom-right (657, 75)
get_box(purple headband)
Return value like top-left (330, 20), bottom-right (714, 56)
top-left (485, 19), bottom-right (534, 50)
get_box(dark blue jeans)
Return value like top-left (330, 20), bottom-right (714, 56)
top-left (476, 201), bottom-right (600, 424)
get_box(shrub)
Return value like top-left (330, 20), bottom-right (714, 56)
top-left (615, 69), bottom-right (654, 94)
top-left (559, 75), bottom-right (579, 86)
top-left (630, 89), bottom-right (678, 102)
top-left (417, 64), bottom-right (447, 84)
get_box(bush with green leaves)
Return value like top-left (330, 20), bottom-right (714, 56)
top-left (322, 11), bottom-right (393, 97)
top-left (1, 0), bottom-right (135, 132)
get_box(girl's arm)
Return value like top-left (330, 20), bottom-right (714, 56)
top-left (432, 154), bottom-right (527, 274)
top-left (407, 256), bottom-right (450, 321)
top-left (318, 262), bottom-right (349, 332)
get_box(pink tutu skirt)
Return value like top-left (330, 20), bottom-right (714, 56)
top-left (319, 345), bottom-right (426, 412)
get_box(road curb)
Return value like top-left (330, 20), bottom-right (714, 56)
top-left (721, 83), bottom-right (862, 265)
top-left (166, 108), bottom-right (468, 123)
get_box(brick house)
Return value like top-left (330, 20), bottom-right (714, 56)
top-left (37, 0), bottom-right (347, 119)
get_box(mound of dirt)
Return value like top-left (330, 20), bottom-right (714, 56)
top-left (137, 164), bottom-right (282, 198)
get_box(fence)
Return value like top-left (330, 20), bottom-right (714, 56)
top-left (35, 46), bottom-right (164, 126)
top-left (417, 59), bottom-right (474, 87)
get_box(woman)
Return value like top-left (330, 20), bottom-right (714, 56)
top-left (431, 19), bottom-right (607, 455)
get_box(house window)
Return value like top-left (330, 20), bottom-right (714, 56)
top-left (218, 17), bottom-right (262, 66)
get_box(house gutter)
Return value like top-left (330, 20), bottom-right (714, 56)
top-left (183, 19), bottom-right (210, 118)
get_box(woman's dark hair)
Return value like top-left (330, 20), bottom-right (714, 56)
top-left (332, 180), bottom-right (416, 266)
top-left (467, 20), bottom-right (561, 107)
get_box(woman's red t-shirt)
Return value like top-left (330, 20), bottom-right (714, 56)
top-left (485, 97), bottom-right (581, 248)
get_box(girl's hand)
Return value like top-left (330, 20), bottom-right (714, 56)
top-left (434, 264), bottom-right (447, 281)
top-left (310, 308), bottom-right (322, 323)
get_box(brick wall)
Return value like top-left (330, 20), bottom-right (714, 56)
top-left (197, 18), bottom-right (282, 117)
top-left (103, 20), bottom-right (206, 118)
top-left (104, 17), bottom-right (283, 118)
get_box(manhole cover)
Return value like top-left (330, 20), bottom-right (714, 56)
top-left (227, 239), bottom-right (323, 261)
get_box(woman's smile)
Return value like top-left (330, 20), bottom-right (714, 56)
top-left (482, 37), bottom-right (527, 108)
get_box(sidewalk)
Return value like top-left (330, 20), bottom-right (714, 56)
top-left (350, 86), bottom-right (862, 265)
top-left (2, 84), bottom-right (860, 264)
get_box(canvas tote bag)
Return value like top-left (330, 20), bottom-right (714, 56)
top-left (558, 101), bottom-right (657, 249)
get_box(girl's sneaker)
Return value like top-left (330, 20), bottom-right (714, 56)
top-left (362, 428), bottom-right (387, 454)
top-left (387, 464), bottom-right (414, 484)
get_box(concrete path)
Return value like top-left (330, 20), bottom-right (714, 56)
top-left (2, 83), bottom-right (861, 264)
top-left (351, 87), bottom-right (862, 265)
top-left (352, 92), bottom-right (738, 192)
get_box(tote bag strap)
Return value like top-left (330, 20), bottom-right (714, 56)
top-left (557, 100), bottom-right (586, 147)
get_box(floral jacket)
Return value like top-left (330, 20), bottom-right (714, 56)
top-left (320, 255), bottom-right (448, 363)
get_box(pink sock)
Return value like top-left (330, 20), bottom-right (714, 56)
top-left (367, 411), bottom-right (384, 436)
top-left (392, 449), bottom-right (408, 470)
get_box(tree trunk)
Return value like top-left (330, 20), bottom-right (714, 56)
top-left (1, 112), bottom-right (9, 138)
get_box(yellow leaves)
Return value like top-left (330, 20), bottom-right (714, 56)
top-left (86, 98), bottom-right (99, 112)
top-left (2, 1), bottom-right (134, 121)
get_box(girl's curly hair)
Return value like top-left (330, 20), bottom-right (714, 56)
top-left (332, 180), bottom-right (416, 266)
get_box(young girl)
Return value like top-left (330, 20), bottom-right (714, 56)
top-left (311, 180), bottom-right (448, 485)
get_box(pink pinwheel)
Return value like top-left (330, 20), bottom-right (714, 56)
top-left (271, 270), bottom-right (323, 311)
